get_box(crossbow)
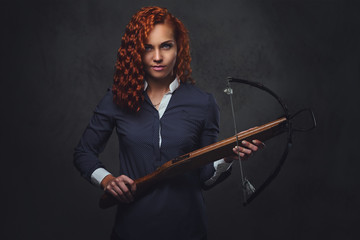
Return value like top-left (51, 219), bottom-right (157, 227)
top-left (99, 77), bottom-right (316, 209)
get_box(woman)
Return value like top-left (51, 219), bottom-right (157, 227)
top-left (74, 6), bottom-right (261, 240)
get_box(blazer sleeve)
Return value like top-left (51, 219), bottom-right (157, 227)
top-left (73, 90), bottom-right (115, 183)
top-left (198, 93), bottom-right (232, 190)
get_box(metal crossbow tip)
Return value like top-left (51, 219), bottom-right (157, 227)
top-left (224, 87), bottom-right (233, 95)
top-left (243, 178), bottom-right (256, 195)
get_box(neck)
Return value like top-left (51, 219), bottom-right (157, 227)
top-left (146, 75), bottom-right (175, 94)
top-left (146, 75), bottom-right (176, 109)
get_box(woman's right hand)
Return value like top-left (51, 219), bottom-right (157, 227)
top-left (101, 174), bottom-right (137, 203)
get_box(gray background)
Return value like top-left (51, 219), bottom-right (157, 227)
top-left (2, 0), bottom-right (359, 239)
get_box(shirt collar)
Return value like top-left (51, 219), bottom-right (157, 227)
top-left (144, 77), bottom-right (180, 93)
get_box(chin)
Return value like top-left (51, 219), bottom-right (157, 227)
top-left (148, 71), bottom-right (173, 81)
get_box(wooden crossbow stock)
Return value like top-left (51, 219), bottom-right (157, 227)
top-left (99, 77), bottom-right (316, 209)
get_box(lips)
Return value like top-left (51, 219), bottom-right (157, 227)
top-left (151, 65), bottom-right (166, 71)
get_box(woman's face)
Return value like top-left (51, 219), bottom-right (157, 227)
top-left (142, 23), bottom-right (177, 82)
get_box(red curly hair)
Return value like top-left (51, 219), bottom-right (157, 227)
top-left (112, 6), bottom-right (193, 112)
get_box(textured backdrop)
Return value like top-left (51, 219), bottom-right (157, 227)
top-left (2, 0), bottom-right (359, 239)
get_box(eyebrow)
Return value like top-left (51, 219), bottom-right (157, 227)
top-left (145, 40), bottom-right (175, 46)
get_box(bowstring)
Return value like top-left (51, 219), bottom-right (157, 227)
top-left (224, 80), bottom-right (254, 203)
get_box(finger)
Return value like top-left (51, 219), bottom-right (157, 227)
top-left (233, 146), bottom-right (240, 154)
top-left (252, 139), bottom-right (266, 148)
top-left (113, 177), bottom-right (133, 203)
top-left (119, 175), bottom-right (137, 194)
top-left (110, 191), bottom-right (122, 202)
top-left (248, 143), bottom-right (259, 152)
top-left (241, 140), bottom-right (258, 152)
top-left (232, 147), bottom-right (247, 159)
top-left (233, 146), bottom-right (251, 155)
top-left (118, 181), bottom-right (134, 202)
top-left (112, 182), bottom-right (130, 203)
top-left (106, 186), bottom-right (121, 201)
top-left (233, 146), bottom-right (252, 155)
top-left (237, 143), bottom-right (252, 155)
top-left (105, 182), bottom-right (127, 202)
top-left (116, 175), bottom-right (136, 202)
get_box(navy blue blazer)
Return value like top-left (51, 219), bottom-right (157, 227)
top-left (74, 82), bottom-right (231, 240)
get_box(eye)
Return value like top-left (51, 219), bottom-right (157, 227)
top-left (144, 44), bottom-right (153, 51)
top-left (161, 43), bottom-right (173, 49)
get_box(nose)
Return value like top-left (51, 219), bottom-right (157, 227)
top-left (153, 49), bottom-right (162, 63)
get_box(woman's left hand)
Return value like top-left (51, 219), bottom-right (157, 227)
top-left (224, 139), bottom-right (265, 163)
